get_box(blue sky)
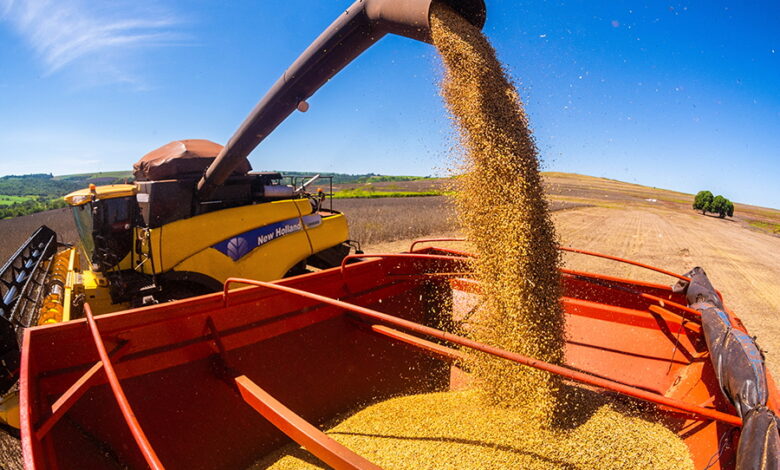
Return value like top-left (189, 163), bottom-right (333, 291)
top-left (0, 1), bottom-right (778, 208)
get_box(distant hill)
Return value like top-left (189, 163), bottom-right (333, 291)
top-left (275, 172), bottom-right (430, 184)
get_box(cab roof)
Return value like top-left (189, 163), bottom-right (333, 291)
top-left (64, 184), bottom-right (137, 206)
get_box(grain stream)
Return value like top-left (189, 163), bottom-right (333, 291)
top-left (264, 4), bottom-right (693, 469)
top-left (431, 2), bottom-right (565, 416)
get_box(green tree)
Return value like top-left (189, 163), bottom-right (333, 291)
top-left (693, 190), bottom-right (714, 214)
top-left (726, 200), bottom-right (734, 217)
top-left (710, 195), bottom-right (727, 218)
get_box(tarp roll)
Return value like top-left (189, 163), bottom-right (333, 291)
top-left (675, 267), bottom-right (779, 470)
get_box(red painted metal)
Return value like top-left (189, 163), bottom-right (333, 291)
top-left (20, 329), bottom-right (39, 470)
top-left (408, 237), bottom-right (468, 252)
top-left (338, 253), bottom-right (467, 277)
top-left (559, 246), bottom-right (690, 281)
top-left (84, 304), bottom-right (165, 470)
top-left (35, 361), bottom-right (103, 440)
top-left (370, 324), bottom-right (466, 362)
top-left (222, 277), bottom-right (741, 426)
top-left (235, 375), bottom-right (382, 470)
top-left (21, 247), bottom-right (769, 469)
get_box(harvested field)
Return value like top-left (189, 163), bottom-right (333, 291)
top-left (334, 196), bottom-right (581, 247)
top-left (367, 202), bottom-right (780, 379)
top-left (333, 196), bottom-right (455, 246)
top-left (0, 208), bottom-right (75, 263)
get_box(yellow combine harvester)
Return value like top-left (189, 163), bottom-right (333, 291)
top-left (59, 139), bottom-right (350, 316)
top-left (0, 140), bottom-right (355, 426)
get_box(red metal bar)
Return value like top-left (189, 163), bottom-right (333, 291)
top-left (409, 237), bottom-right (467, 252)
top-left (235, 375), bottom-right (382, 470)
top-left (648, 305), bottom-right (701, 333)
top-left (338, 253), bottom-right (467, 277)
top-left (408, 240), bottom-right (694, 285)
top-left (222, 278), bottom-right (742, 426)
top-left (563, 267), bottom-right (702, 322)
top-left (643, 293), bottom-right (702, 318)
top-left (35, 362), bottom-right (104, 440)
top-left (451, 277), bottom-right (699, 333)
top-left (84, 304), bottom-right (165, 470)
top-left (559, 246), bottom-right (690, 281)
top-left (370, 324), bottom-right (466, 362)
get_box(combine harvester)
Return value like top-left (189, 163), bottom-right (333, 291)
top-left (14, 0), bottom-right (780, 468)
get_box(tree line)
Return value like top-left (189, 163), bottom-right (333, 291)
top-left (693, 190), bottom-right (734, 218)
top-left (0, 174), bottom-right (83, 197)
top-left (0, 197), bottom-right (69, 219)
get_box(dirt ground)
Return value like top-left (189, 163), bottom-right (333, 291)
top-left (369, 203), bottom-right (780, 378)
top-left (553, 205), bottom-right (780, 377)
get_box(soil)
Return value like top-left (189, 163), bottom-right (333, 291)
top-left (368, 203), bottom-right (780, 377)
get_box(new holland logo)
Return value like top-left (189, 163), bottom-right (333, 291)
top-left (212, 215), bottom-right (322, 261)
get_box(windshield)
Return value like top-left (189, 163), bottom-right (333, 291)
top-left (72, 203), bottom-right (94, 261)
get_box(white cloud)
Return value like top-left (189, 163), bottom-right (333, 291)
top-left (0, 0), bottom-right (186, 87)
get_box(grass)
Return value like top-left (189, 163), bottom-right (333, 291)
top-left (0, 195), bottom-right (34, 206)
top-left (333, 188), bottom-right (450, 199)
top-left (748, 220), bottom-right (780, 235)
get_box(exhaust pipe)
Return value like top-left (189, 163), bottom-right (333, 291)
top-left (197, 0), bottom-right (486, 199)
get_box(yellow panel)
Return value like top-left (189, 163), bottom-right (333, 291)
top-left (158, 199), bottom-right (313, 273)
top-left (308, 213), bottom-right (349, 253)
top-left (172, 212), bottom-right (349, 284)
top-left (174, 230), bottom-right (314, 283)
top-left (81, 270), bottom-right (127, 315)
top-left (65, 184), bottom-right (136, 206)
top-left (0, 390), bottom-right (19, 429)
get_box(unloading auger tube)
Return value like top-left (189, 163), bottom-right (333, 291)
top-left (197, 0), bottom-right (486, 199)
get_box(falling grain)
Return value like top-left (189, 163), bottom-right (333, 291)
top-left (263, 4), bottom-right (694, 468)
top-left (430, 2), bottom-right (565, 417)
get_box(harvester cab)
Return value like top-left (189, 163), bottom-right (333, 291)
top-left (66, 183), bottom-right (138, 274)
top-left (55, 139), bottom-right (351, 316)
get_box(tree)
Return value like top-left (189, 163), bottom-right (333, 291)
top-left (710, 195), bottom-right (727, 218)
top-left (693, 191), bottom-right (735, 218)
top-left (693, 190), bottom-right (714, 214)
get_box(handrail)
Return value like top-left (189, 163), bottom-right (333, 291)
top-left (559, 246), bottom-right (690, 282)
top-left (408, 237), bottom-right (468, 252)
top-left (85, 304), bottom-right (165, 470)
top-left (338, 253), bottom-right (468, 277)
top-left (221, 278), bottom-right (741, 426)
top-left (406, 238), bottom-right (695, 284)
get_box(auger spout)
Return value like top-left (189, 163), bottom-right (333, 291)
top-left (197, 0), bottom-right (486, 199)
